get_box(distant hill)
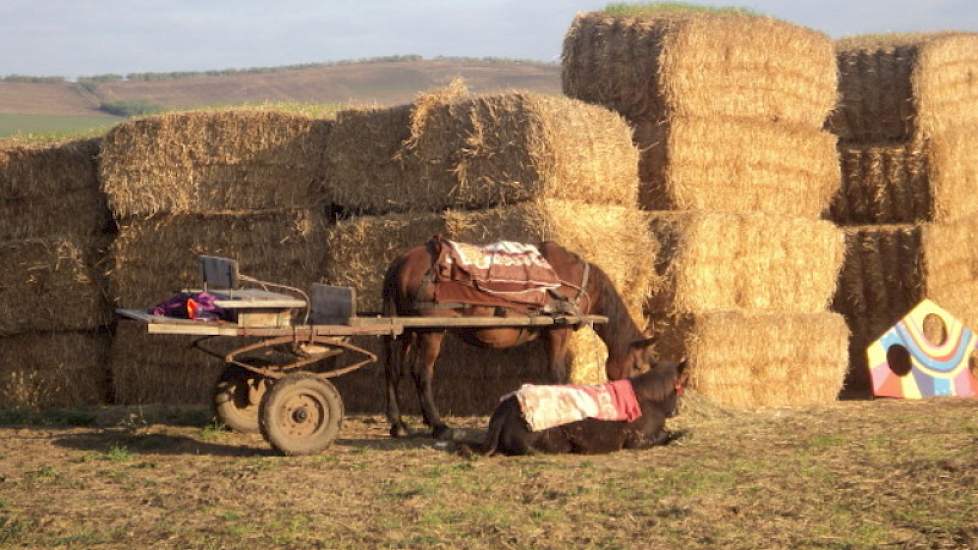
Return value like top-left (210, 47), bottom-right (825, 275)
top-left (0, 57), bottom-right (562, 118)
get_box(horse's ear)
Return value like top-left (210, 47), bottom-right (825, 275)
top-left (629, 336), bottom-right (656, 350)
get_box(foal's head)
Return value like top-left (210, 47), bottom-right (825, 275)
top-left (631, 359), bottom-right (689, 417)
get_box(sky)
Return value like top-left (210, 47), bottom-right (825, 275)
top-left (2, 0), bottom-right (977, 79)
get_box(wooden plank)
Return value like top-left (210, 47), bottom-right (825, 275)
top-left (341, 314), bottom-right (608, 329)
top-left (146, 323), bottom-right (242, 336)
top-left (211, 288), bottom-right (306, 309)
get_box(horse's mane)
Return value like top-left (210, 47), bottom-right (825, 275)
top-left (587, 263), bottom-right (644, 358)
top-left (633, 363), bottom-right (680, 402)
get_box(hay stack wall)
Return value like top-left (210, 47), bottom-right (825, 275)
top-left (827, 33), bottom-right (978, 393)
top-left (562, 11), bottom-right (840, 217)
top-left (0, 138), bottom-right (111, 409)
top-left (562, 8), bottom-right (849, 408)
top-left (101, 109), bottom-right (332, 405)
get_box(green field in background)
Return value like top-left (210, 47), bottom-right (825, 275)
top-left (0, 112), bottom-right (121, 141)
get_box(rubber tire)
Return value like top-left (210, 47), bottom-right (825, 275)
top-left (213, 366), bottom-right (264, 434)
top-left (259, 374), bottom-right (344, 456)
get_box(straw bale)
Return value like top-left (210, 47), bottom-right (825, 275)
top-left (325, 92), bottom-right (639, 213)
top-left (0, 138), bottom-right (100, 199)
top-left (927, 127), bottom-right (978, 222)
top-left (921, 216), bottom-right (978, 330)
top-left (99, 111), bottom-right (332, 217)
top-left (110, 322), bottom-right (224, 405)
top-left (830, 127), bottom-right (978, 224)
top-left (646, 212), bottom-right (845, 315)
top-left (0, 331), bottom-right (110, 409)
top-left (0, 238), bottom-right (110, 335)
top-left (0, 138), bottom-right (109, 241)
top-left (635, 117), bottom-right (840, 217)
top-left (323, 200), bottom-right (654, 395)
top-left (830, 33), bottom-right (978, 142)
top-left (561, 12), bottom-right (837, 127)
top-left (322, 211), bottom-right (449, 314)
top-left (648, 311), bottom-right (849, 409)
top-left (829, 142), bottom-right (930, 224)
top-left (109, 209), bottom-right (326, 308)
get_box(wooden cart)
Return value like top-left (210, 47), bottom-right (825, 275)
top-left (117, 256), bottom-right (607, 455)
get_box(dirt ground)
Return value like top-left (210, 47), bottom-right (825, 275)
top-left (1, 397), bottom-right (976, 549)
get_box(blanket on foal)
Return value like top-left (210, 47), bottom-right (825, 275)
top-left (429, 236), bottom-right (562, 309)
top-left (510, 379), bottom-right (642, 432)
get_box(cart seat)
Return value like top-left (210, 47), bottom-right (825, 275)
top-left (310, 284), bottom-right (357, 325)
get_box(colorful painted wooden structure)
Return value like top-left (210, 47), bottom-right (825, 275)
top-left (867, 299), bottom-right (978, 399)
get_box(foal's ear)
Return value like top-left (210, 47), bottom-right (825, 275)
top-left (675, 358), bottom-right (690, 385)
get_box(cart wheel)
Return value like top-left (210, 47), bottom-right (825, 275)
top-left (259, 373), bottom-right (344, 456)
top-left (213, 366), bottom-right (266, 434)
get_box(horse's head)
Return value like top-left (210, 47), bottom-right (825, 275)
top-left (606, 337), bottom-right (658, 380)
top-left (631, 358), bottom-right (689, 418)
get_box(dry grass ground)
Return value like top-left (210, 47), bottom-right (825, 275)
top-left (1, 398), bottom-right (976, 548)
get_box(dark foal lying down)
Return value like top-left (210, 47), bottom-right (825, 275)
top-left (472, 360), bottom-right (688, 456)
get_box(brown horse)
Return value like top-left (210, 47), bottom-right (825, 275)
top-left (381, 240), bottom-right (655, 439)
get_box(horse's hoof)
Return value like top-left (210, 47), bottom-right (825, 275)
top-left (432, 425), bottom-right (454, 441)
top-left (390, 423), bottom-right (411, 438)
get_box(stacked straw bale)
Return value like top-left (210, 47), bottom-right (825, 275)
top-left (100, 111), bottom-right (332, 217)
top-left (827, 33), bottom-right (978, 393)
top-left (0, 138), bottom-right (111, 409)
top-left (102, 109), bottom-right (332, 405)
top-left (0, 332), bottom-right (110, 409)
top-left (324, 88), bottom-right (639, 213)
top-left (652, 312), bottom-right (850, 409)
top-left (322, 86), bottom-right (652, 414)
top-left (0, 138), bottom-right (109, 241)
top-left (562, 11), bottom-right (840, 216)
top-left (562, 9), bottom-right (849, 408)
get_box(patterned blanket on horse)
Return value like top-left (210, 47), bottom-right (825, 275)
top-left (429, 236), bottom-right (562, 309)
top-left (509, 379), bottom-right (642, 432)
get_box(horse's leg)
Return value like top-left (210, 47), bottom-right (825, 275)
top-left (544, 328), bottom-right (572, 384)
top-left (412, 331), bottom-right (451, 439)
top-left (384, 333), bottom-right (413, 438)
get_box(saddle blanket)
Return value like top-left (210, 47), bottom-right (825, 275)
top-left (509, 379), bottom-right (642, 432)
top-left (431, 236), bottom-right (562, 308)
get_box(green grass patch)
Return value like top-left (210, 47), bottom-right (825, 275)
top-left (102, 444), bottom-right (134, 463)
top-left (0, 113), bottom-right (119, 141)
top-left (603, 1), bottom-right (758, 17)
top-left (199, 420), bottom-right (226, 442)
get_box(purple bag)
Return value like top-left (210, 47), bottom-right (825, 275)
top-left (150, 291), bottom-right (227, 321)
